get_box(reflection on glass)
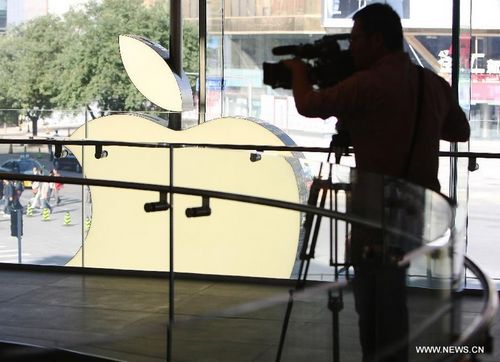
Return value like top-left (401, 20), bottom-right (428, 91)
top-left (465, 0), bottom-right (500, 283)
top-left (325, 0), bottom-right (409, 19)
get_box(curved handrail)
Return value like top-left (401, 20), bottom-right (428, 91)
top-left (166, 256), bottom-right (498, 362)
top-left (456, 256), bottom-right (499, 347)
top-left (0, 171), bottom-right (452, 255)
top-left (430, 256), bottom-right (499, 362)
top-left (0, 137), bottom-right (332, 153)
top-left (0, 256), bottom-right (493, 362)
top-left (1, 137), bottom-right (500, 159)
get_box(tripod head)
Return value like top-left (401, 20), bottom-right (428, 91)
top-left (330, 130), bottom-right (351, 164)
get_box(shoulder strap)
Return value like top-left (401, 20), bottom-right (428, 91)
top-left (402, 66), bottom-right (425, 179)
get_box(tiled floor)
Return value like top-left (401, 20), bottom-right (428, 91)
top-left (0, 266), bottom-right (497, 362)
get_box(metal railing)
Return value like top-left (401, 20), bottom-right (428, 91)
top-left (0, 137), bottom-right (496, 361)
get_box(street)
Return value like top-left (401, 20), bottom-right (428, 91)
top-left (0, 142), bottom-right (88, 265)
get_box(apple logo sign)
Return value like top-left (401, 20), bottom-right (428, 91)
top-left (66, 35), bottom-right (305, 278)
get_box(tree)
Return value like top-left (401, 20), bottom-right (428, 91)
top-left (54, 0), bottom-right (199, 117)
top-left (0, 0), bottom-right (199, 134)
top-left (0, 36), bottom-right (20, 126)
top-left (0, 15), bottom-right (67, 135)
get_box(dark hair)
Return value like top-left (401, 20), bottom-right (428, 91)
top-left (353, 3), bottom-right (403, 51)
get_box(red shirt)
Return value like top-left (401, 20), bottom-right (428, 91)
top-left (292, 52), bottom-right (470, 191)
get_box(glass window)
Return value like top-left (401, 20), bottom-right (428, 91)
top-left (0, 0), bottom-right (498, 287)
top-left (215, 0), bottom-right (498, 287)
top-left (464, 0), bottom-right (500, 284)
top-left (0, 0), bottom-right (6, 30)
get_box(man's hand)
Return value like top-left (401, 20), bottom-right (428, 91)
top-left (281, 58), bottom-right (308, 75)
top-left (281, 58), bottom-right (316, 117)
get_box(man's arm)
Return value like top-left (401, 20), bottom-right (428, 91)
top-left (441, 89), bottom-right (470, 142)
top-left (283, 58), bottom-right (359, 120)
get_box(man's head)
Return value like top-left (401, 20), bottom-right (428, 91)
top-left (350, 3), bottom-right (403, 69)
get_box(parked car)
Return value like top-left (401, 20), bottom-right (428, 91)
top-left (0, 156), bottom-right (44, 188)
top-left (53, 151), bottom-right (82, 173)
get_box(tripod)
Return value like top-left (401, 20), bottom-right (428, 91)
top-left (276, 134), bottom-right (352, 362)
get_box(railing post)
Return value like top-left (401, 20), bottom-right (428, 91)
top-left (198, 0), bottom-right (207, 125)
top-left (449, 0), bottom-right (461, 204)
top-left (167, 144), bottom-right (175, 362)
top-left (17, 209), bottom-right (22, 264)
top-left (169, 0), bottom-right (182, 131)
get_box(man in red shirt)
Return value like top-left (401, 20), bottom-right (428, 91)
top-left (284, 3), bottom-right (470, 361)
top-left (284, 5), bottom-right (469, 192)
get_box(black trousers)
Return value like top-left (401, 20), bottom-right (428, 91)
top-left (353, 264), bottom-right (409, 362)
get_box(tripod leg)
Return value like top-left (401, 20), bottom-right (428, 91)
top-left (328, 289), bottom-right (344, 362)
top-left (276, 290), bottom-right (295, 362)
top-left (333, 305), bottom-right (339, 362)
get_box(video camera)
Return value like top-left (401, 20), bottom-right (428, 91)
top-left (263, 34), bottom-right (355, 89)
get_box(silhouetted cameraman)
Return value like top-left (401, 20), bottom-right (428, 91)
top-left (284, 3), bottom-right (470, 361)
top-left (284, 3), bottom-right (469, 192)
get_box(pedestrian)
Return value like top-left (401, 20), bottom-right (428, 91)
top-left (52, 168), bottom-right (63, 205)
top-left (13, 180), bottom-right (24, 208)
top-left (30, 167), bottom-right (41, 209)
top-left (1, 180), bottom-right (14, 216)
top-left (39, 180), bottom-right (52, 213)
top-left (0, 179), bottom-right (4, 212)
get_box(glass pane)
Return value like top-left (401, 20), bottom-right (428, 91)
top-left (0, 135), bottom-right (453, 280)
top-left (182, 0), bottom-right (200, 128)
top-left (0, 0), bottom-right (493, 291)
top-left (206, 0), bottom-right (225, 120)
top-left (465, 0), bottom-right (500, 283)
top-left (0, 1), bottom-right (184, 268)
top-left (172, 244), bottom-right (455, 362)
top-left (78, 112), bottom-right (172, 270)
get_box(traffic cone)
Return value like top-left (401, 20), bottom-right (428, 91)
top-left (85, 217), bottom-right (91, 231)
top-left (42, 208), bottom-right (50, 221)
top-left (63, 211), bottom-right (71, 226)
top-left (26, 203), bottom-right (34, 217)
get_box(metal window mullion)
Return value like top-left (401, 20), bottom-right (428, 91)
top-left (449, 0), bottom-right (461, 203)
top-left (198, 0), bottom-right (207, 124)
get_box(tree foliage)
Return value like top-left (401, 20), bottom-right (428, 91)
top-left (0, 15), bottom-right (67, 133)
top-left (0, 0), bottom-right (199, 133)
